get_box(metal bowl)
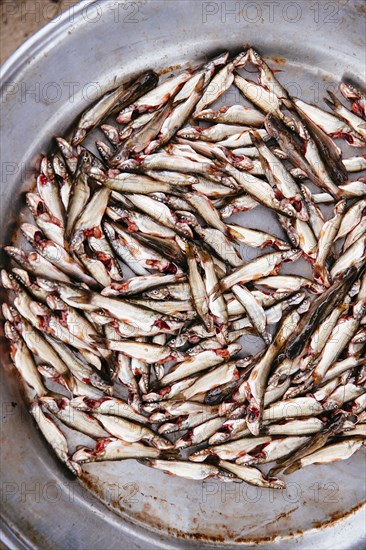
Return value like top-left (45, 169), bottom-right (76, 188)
top-left (1, 1), bottom-right (365, 548)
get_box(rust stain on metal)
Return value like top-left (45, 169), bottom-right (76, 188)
top-left (79, 471), bottom-right (106, 502)
top-left (77, 469), bottom-right (366, 545)
top-left (3, 515), bottom-right (50, 550)
top-left (312, 501), bottom-right (366, 530)
top-left (268, 56), bottom-right (288, 66)
top-left (158, 64), bottom-right (183, 76)
top-left (262, 506), bottom-right (299, 527)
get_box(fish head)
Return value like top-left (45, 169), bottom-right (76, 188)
top-left (1, 268), bottom-right (21, 292)
top-left (72, 128), bottom-right (87, 146)
top-left (248, 48), bottom-right (262, 66)
top-left (4, 321), bottom-right (19, 342)
top-left (96, 141), bottom-right (113, 162)
top-left (264, 114), bottom-right (282, 139)
top-left (109, 148), bottom-right (129, 167)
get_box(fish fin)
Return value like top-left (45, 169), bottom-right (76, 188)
top-left (313, 264), bottom-right (331, 288)
top-left (137, 458), bottom-right (152, 466)
top-left (281, 97), bottom-right (294, 111)
top-left (194, 74), bottom-right (206, 94)
top-left (160, 449), bottom-right (180, 460)
top-left (326, 90), bottom-right (342, 108)
top-left (226, 225), bottom-right (244, 243)
top-left (90, 335), bottom-right (109, 348)
top-left (249, 128), bottom-right (264, 143)
top-left (268, 464), bottom-right (283, 477)
top-left (39, 391), bottom-right (65, 402)
top-left (210, 283), bottom-right (223, 302)
top-left (69, 289), bottom-right (93, 304)
top-left (67, 459), bottom-right (82, 477)
top-left (214, 52), bottom-right (230, 66)
top-left (283, 461), bottom-right (301, 475)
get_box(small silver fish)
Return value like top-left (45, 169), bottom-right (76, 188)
top-left (195, 104), bottom-right (265, 126)
top-left (4, 321), bottom-right (47, 397)
top-left (73, 70), bottom-right (159, 144)
top-left (30, 402), bottom-right (80, 475)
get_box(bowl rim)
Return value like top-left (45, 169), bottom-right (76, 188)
top-left (1, 2), bottom-right (365, 548)
top-left (1, 0), bottom-right (85, 85)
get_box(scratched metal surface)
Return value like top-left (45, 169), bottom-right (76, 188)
top-left (1, 1), bottom-right (366, 548)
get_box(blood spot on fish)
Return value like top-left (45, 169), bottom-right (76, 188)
top-left (36, 202), bottom-right (46, 215)
top-left (38, 317), bottom-right (49, 332)
top-left (38, 175), bottom-right (49, 185)
top-left (84, 227), bottom-right (102, 239)
top-left (126, 221), bottom-right (139, 232)
top-left (58, 310), bottom-right (69, 327)
top-left (221, 424), bottom-right (233, 434)
top-left (146, 260), bottom-right (166, 272)
top-left (332, 131), bottom-right (354, 144)
top-left (176, 416), bottom-right (188, 426)
top-left (160, 354), bottom-right (176, 364)
top-left (153, 320), bottom-right (170, 331)
top-left (159, 387), bottom-right (172, 397)
top-left (83, 398), bottom-right (99, 408)
top-left (214, 348), bottom-right (230, 358)
top-left (163, 263), bottom-right (178, 275)
top-left (248, 407), bottom-right (260, 419)
top-left (59, 399), bottom-right (68, 410)
top-left (352, 102), bottom-right (364, 117)
top-left (95, 252), bottom-right (113, 269)
top-left (33, 230), bottom-right (44, 244)
top-left (275, 189), bottom-right (285, 201)
top-left (95, 439), bottom-right (109, 453)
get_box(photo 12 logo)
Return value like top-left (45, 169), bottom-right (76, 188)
top-left (201, 479), bottom-right (340, 504)
top-left (201, 1), bottom-right (341, 24)
top-left (2, 81), bottom-right (102, 106)
top-left (1, 479), bottom-right (140, 505)
top-left (0, 1), bottom-right (141, 25)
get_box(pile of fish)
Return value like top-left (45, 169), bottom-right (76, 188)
top-left (2, 47), bottom-right (366, 488)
